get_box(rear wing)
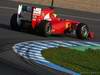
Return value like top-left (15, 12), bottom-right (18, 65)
top-left (17, 0), bottom-right (54, 15)
top-left (17, 4), bottom-right (43, 20)
top-left (17, 4), bottom-right (33, 15)
top-left (17, 4), bottom-right (42, 15)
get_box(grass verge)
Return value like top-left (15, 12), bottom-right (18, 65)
top-left (42, 47), bottom-right (100, 74)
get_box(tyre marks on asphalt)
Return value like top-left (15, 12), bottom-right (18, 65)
top-left (13, 40), bottom-right (100, 75)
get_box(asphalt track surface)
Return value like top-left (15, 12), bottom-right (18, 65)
top-left (0, 0), bottom-right (100, 75)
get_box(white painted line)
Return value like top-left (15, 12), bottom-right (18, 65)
top-left (54, 41), bottom-right (73, 46)
top-left (36, 59), bottom-right (50, 63)
top-left (69, 41), bottom-right (90, 46)
top-left (34, 56), bottom-right (45, 60)
top-left (85, 42), bottom-right (100, 46)
top-left (23, 55), bottom-right (28, 59)
top-left (33, 41), bottom-right (55, 48)
top-left (14, 46), bottom-right (20, 50)
top-left (63, 41), bottom-right (77, 46)
top-left (29, 44), bottom-right (47, 49)
top-left (13, 46), bottom-right (18, 53)
top-left (49, 42), bottom-right (60, 46)
top-left (31, 47), bottom-right (43, 51)
top-left (29, 50), bottom-right (41, 54)
top-left (34, 53), bottom-right (42, 56)
top-left (37, 60), bottom-right (49, 63)
top-left (29, 55), bottom-right (45, 60)
top-left (0, 6), bottom-right (16, 10)
top-left (24, 46), bottom-right (31, 48)
top-left (42, 41), bottom-right (59, 46)
top-left (21, 48), bottom-right (28, 50)
top-left (19, 52), bottom-right (24, 56)
top-left (60, 45), bottom-right (68, 47)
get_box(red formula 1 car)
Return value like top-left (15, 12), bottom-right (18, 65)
top-left (10, 0), bottom-right (94, 40)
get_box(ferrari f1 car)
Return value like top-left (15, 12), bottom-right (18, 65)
top-left (10, 0), bottom-right (94, 40)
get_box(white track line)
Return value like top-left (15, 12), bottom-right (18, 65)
top-left (0, 6), bottom-right (16, 10)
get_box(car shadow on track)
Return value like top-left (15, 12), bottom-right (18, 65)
top-left (0, 23), bottom-right (79, 40)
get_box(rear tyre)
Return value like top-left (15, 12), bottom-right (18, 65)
top-left (38, 20), bottom-right (52, 36)
top-left (76, 23), bottom-right (89, 39)
top-left (10, 13), bottom-right (22, 31)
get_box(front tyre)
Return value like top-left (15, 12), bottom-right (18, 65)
top-left (76, 23), bottom-right (89, 39)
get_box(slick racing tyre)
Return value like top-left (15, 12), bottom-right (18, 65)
top-left (38, 20), bottom-right (52, 36)
top-left (10, 13), bottom-right (22, 31)
top-left (76, 23), bottom-right (89, 39)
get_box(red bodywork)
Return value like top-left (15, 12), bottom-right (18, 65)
top-left (31, 7), bottom-right (80, 35)
top-left (10, 4), bottom-right (94, 40)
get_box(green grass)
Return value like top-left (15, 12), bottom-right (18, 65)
top-left (42, 47), bottom-right (100, 74)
